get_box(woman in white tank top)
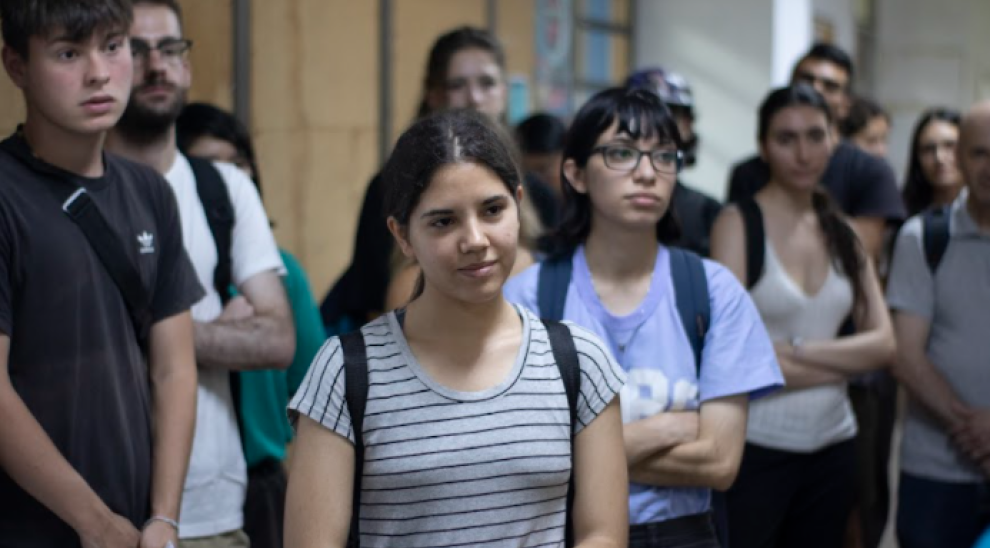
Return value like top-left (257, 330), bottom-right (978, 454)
top-left (710, 85), bottom-right (895, 548)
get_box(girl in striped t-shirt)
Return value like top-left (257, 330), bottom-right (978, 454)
top-left (286, 109), bottom-right (628, 548)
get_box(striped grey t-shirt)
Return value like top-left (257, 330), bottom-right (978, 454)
top-left (289, 305), bottom-right (625, 548)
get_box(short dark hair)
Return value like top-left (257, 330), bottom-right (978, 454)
top-left (840, 96), bottom-right (890, 138)
top-left (548, 87), bottom-right (683, 254)
top-left (176, 102), bottom-right (262, 196)
top-left (795, 42), bottom-right (854, 82)
top-left (133, 0), bottom-right (182, 25)
top-left (515, 113), bottom-right (566, 155)
top-left (0, 0), bottom-right (133, 58)
top-left (382, 108), bottom-right (522, 226)
top-left (903, 107), bottom-right (962, 216)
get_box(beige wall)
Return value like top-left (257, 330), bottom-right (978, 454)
top-left (253, 0), bottom-right (538, 296)
top-left (0, 1), bottom-right (539, 298)
top-left (250, 0), bottom-right (380, 296)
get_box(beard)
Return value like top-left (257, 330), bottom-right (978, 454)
top-left (116, 78), bottom-right (188, 144)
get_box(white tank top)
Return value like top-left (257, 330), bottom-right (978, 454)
top-left (746, 240), bottom-right (857, 452)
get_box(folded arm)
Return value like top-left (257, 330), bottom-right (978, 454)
top-left (195, 270), bottom-right (295, 370)
top-left (629, 395), bottom-right (748, 491)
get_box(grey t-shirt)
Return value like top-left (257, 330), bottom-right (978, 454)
top-left (289, 306), bottom-right (625, 547)
top-left (886, 192), bottom-right (990, 482)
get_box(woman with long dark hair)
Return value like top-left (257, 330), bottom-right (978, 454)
top-left (711, 85), bottom-right (895, 548)
top-left (902, 108), bottom-right (963, 217)
top-left (505, 87), bottom-right (782, 547)
top-left (287, 110), bottom-right (628, 547)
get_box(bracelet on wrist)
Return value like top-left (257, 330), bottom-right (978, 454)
top-left (144, 515), bottom-right (179, 532)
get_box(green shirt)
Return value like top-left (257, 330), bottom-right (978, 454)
top-left (237, 249), bottom-right (326, 467)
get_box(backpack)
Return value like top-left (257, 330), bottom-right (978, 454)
top-left (339, 320), bottom-right (581, 548)
top-left (187, 156), bottom-right (236, 303)
top-left (537, 247), bottom-right (711, 373)
top-left (921, 204), bottom-right (952, 273)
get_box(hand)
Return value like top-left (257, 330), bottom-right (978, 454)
top-left (658, 411), bottom-right (700, 445)
top-left (139, 520), bottom-right (178, 548)
top-left (79, 511), bottom-right (141, 548)
top-left (951, 409), bottom-right (990, 463)
top-left (218, 296), bottom-right (254, 322)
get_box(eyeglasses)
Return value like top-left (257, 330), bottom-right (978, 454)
top-left (130, 38), bottom-right (192, 66)
top-left (592, 145), bottom-right (683, 174)
top-left (794, 71), bottom-right (846, 95)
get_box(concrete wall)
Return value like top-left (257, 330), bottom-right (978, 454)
top-left (873, 0), bottom-right (990, 183)
top-left (634, 0), bottom-right (780, 200)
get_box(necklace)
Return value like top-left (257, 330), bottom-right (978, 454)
top-left (614, 311), bottom-right (650, 356)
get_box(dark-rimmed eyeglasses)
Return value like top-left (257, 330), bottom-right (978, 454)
top-left (592, 145), bottom-right (683, 174)
top-left (130, 38), bottom-right (192, 65)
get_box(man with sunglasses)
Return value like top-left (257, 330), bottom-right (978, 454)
top-left (107, 2), bottom-right (295, 547)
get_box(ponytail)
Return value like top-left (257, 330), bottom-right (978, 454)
top-left (811, 188), bottom-right (866, 316)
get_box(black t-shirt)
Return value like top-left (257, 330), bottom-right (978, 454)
top-left (726, 141), bottom-right (906, 222)
top-left (671, 180), bottom-right (723, 258)
top-left (0, 134), bottom-right (203, 544)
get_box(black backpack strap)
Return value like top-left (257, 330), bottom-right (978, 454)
top-left (922, 205), bottom-right (951, 273)
top-left (188, 156), bottom-right (235, 304)
top-left (544, 320), bottom-right (580, 548)
top-left (737, 198), bottom-right (766, 289)
top-left (340, 330), bottom-right (369, 548)
top-left (0, 136), bottom-right (152, 350)
top-left (537, 253), bottom-right (574, 321)
top-left (63, 189), bottom-right (153, 348)
top-left (668, 248), bottom-right (710, 376)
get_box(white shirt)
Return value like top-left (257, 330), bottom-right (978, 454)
top-left (165, 154), bottom-right (284, 538)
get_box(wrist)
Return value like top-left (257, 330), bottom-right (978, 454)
top-left (789, 336), bottom-right (804, 358)
top-left (72, 501), bottom-right (115, 538)
top-left (144, 514), bottom-right (179, 533)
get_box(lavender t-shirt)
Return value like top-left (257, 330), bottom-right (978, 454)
top-left (504, 245), bottom-right (782, 524)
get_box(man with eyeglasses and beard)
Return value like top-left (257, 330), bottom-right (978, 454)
top-left (106, 2), bottom-right (295, 547)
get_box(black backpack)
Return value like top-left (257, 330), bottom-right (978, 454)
top-left (920, 204), bottom-right (952, 273)
top-left (537, 247), bottom-right (711, 373)
top-left (187, 156), bottom-right (236, 302)
top-left (339, 320), bottom-right (582, 548)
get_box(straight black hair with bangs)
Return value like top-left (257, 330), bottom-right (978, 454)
top-left (0, 0), bottom-right (133, 58)
top-left (548, 86), bottom-right (683, 254)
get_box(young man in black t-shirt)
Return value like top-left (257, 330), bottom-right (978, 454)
top-left (0, 2), bottom-right (203, 547)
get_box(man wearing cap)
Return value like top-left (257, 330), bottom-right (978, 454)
top-left (626, 68), bottom-right (723, 258)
